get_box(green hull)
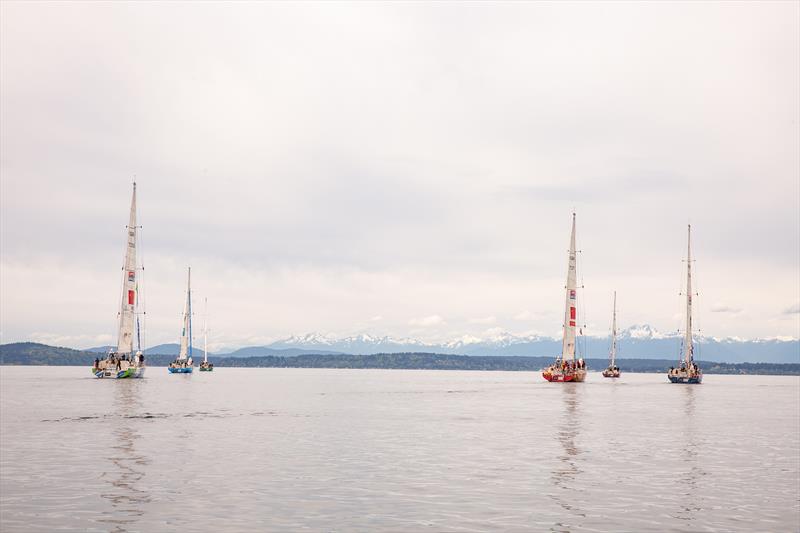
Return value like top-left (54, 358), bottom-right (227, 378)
top-left (92, 366), bottom-right (142, 379)
top-left (199, 367), bottom-right (213, 372)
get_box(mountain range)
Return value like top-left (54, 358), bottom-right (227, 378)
top-left (86, 324), bottom-right (799, 363)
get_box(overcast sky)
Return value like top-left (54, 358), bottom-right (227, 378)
top-left (2, 1), bottom-right (798, 350)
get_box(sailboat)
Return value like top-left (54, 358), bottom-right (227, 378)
top-left (602, 291), bottom-right (621, 378)
top-left (199, 298), bottom-right (214, 371)
top-left (92, 183), bottom-right (146, 379)
top-left (668, 225), bottom-right (702, 384)
top-left (542, 213), bottom-right (587, 383)
top-left (168, 267), bottom-right (194, 374)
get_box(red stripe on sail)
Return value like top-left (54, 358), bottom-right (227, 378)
top-left (570, 307), bottom-right (576, 319)
top-left (128, 290), bottom-right (135, 305)
top-left (569, 320), bottom-right (576, 327)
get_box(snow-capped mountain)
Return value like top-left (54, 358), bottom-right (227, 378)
top-left (237, 326), bottom-right (798, 363)
top-left (88, 325), bottom-right (797, 363)
top-left (619, 324), bottom-right (673, 340)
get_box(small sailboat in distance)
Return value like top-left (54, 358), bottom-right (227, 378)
top-left (602, 291), bottom-right (621, 378)
top-left (199, 297), bottom-right (213, 372)
top-left (92, 183), bottom-right (146, 379)
top-left (169, 267), bottom-right (194, 374)
top-left (542, 213), bottom-right (587, 383)
top-left (668, 225), bottom-right (702, 384)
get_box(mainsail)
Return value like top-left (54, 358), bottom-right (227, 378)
top-left (561, 213), bottom-right (578, 362)
top-left (178, 267), bottom-right (193, 361)
top-left (609, 291), bottom-right (617, 368)
top-left (683, 225), bottom-right (694, 366)
top-left (117, 183), bottom-right (138, 354)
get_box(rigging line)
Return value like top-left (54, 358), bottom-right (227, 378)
top-left (577, 244), bottom-right (588, 361)
top-left (137, 222), bottom-right (146, 353)
top-left (675, 234), bottom-right (687, 363)
top-left (691, 236), bottom-right (701, 361)
top-left (615, 297), bottom-right (621, 361)
top-left (188, 270), bottom-right (193, 360)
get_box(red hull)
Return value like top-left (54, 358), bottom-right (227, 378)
top-left (543, 372), bottom-right (574, 382)
top-left (542, 369), bottom-right (586, 382)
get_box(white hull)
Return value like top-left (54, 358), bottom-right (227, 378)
top-left (93, 360), bottom-right (146, 379)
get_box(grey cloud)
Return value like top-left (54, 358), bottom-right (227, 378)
top-left (711, 304), bottom-right (743, 314)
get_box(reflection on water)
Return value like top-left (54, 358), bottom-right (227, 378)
top-left (2, 368), bottom-right (797, 532)
top-left (674, 385), bottom-right (705, 523)
top-left (550, 384), bottom-right (585, 530)
top-left (98, 380), bottom-right (150, 533)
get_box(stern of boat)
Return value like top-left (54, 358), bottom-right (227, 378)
top-left (542, 368), bottom-right (586, 382)
top-left (668, 372), bottom-right (702, 384)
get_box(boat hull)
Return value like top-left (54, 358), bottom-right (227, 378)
top-left (602, 369), bottom-right (621, 378)
top-left (199, 367), bottom-right (213, 372)
top-left (668, 374), bottom-right (702, 384)
top-left (168, 366), bottom-right (193, 374)
top-left (542, 369), bottom-right (587, 382)
top-left (92, 366), bottom-right (145, 379)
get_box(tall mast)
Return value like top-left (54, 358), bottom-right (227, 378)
top-left (203, 297), bottom-right (208, 364)
top-left (610, 291), bottom-right (617, 367)
top-left (178, 267), bottom-right (192, 361)
top-left (561, 213), bottom-right (578, 361)
top-left (684, 225), bottom-right (694, 366)
top-left (117, 183), bottom-right (138, 354)
top-left (188, 267), bottom-right (193, 360)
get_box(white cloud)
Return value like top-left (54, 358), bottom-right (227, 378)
top-left (468, 316), bottom-right (496, 325)
top-left (514, 311), bottom-right (535, 321)
top-left (29, 332), bottom-right (112, 349)
top-left (0, 2), bottom-right (798, 346)
top-left (408, 315), bottom-right (445, 327)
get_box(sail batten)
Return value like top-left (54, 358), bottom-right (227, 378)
top-left (561, 213), bottom-right (578, 361)
top-left (116, 183), bottom-right (138, 354)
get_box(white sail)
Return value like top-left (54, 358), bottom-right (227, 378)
top-left (178, 267), bottom-right (192, 361)
top-left (609, 291), bottom-right (617, 367)
top-left (683, 225), bottom-right (694, 366)
top-left (116, 183), bottom-right (138, 354)
top-left (561, 213), bottom-right (578, 361)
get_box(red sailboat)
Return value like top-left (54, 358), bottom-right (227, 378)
top-left (542, 213), bottom-right (587, 383)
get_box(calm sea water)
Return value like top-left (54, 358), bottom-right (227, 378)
top-left (1, 366), bottom-right (798, 532)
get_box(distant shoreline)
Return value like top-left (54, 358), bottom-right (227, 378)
top-left (2, 343), bottom-right (798, 375)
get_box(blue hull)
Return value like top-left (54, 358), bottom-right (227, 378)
top-left (668, 375), bottom-right (702, 384)
top-left (168, 367), bottom-right (193, 374)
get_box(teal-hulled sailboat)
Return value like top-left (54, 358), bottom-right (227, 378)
top-left (602, 291), bottom-right (621, 378)
top-left (168, 267), bottom-right (194, 374)
top-left (199, 298), bottom-right (214, 371)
